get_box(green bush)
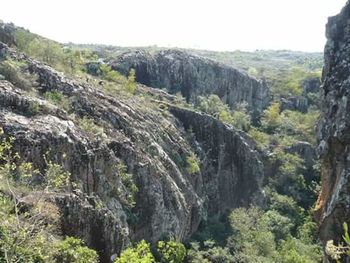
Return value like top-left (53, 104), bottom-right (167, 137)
top-left (125, 68), bottom-right (137, 94)
top-left (44, 91), bottom-right (71, 111)
top-left (100, 64), bottom-right (125, 83)
top-left (0, 59), bottom-right (32, 90)
top-left (197, 95), bottom-right (251, 130)
top-left (78, 116), bottom-right (106, 140)
top-left (53, 237), bottom-right (98, 263)
top-left (186, 153), bottom-right (200, 174)
top-left (261, 102), bottom-right (282, 132)
top-left (117, 162), bottom-right (138, 208)
top-left (45, 160), bottom-right (71, 190)
top-left (157, 240), bottom-right (186, 263)
top-left (114, 240), bottom-right (155, 263)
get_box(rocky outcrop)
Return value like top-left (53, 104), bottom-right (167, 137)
top-left (0, 22), bottom-right (16, 47)
top-left (302, 77), bottom-right (321, 94)
top-left (169, 106), bottom-right (264, 214)
top-left (0, 43), bottom-right (264, 262)
top-left (280, 96), bottom-right (309, 113)
top-left (315, 0), bottom-right (350, 256)
top-left (109, 50), bottom-right (270, 121)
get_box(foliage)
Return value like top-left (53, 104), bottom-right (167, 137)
top-left (100, 64), bottom-right (125, 83)
top-left (230, 103), bottom-right (251, 131)
top-left (27, 38), bottom-right (65, 66)
top-left (78, 116), bottom-right (106, 140)
top-left (125, 68), bottom-right (137, 94)
top-left (278, 238), bottom-right (321, 263)
top-left (157, 240), bottom-right (186, 263)
top-left (52, 237), bottom-right (98, 263)
top-left (197, 95), bottom-right (251, 131)
top-left (186, 153), bottom-right (200, 174)
top-left (261, 102), bottom-right (282, 132)
top-left (0, 194), bottom-right (48, 263)
top-left (45, 160), bottom-right (71, 190)
top-left (114, 240), bottom-right (155, 263)
top-left (228, 207), bottom-right (278, 262)
top-left (0, 127), bottom-right (98, 263)
top-left (226, 207), bottom-right (321, 263)
top-left (326, 223), bottom-right (350, 262)
top-left (0, 59), bottom-right (33, 90)
top-left (197, 94), bottom-right (227, 117)
top-left (15, 28), bottom-right (96, 76)
top-left (279, 110), bottom-right (319, 144)
top-left (117, 162), bottom-right (138, 208)
top-left (44, 91), bottom-right (71, 111)
top-left (248, 127), bottom-right (270, 151)
top-left (187, 241), bottom-right (234, 263)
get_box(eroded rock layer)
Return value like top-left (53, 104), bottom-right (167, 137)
top-left (110, 49), bottom-right (270, 120)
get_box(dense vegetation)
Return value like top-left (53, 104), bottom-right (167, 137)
top-left (0, 24), bottom-right (323, 262)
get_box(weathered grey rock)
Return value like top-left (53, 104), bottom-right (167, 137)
top-left (0, 43), bottom-right (264, 262)
top-left (302, 77), bottom-right (321, 94)
top-left (169, 106), bottom-right (264, 214)
top-left (109, 49), bottom-right (270, 121)
top-left (315, 1), bottom-right (350, 259)
top-left (0, 22), bottom-right (16, 47)
top-left (280, 96), bottom-right (309, 113)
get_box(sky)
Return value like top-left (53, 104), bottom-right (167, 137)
top-left (0, 0), bottom-right (347, 52)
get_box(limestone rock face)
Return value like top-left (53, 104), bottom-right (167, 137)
top-left (315, 0), bottom-right (350, 251)
top-left (109, 49), bottom-right (270, 121)
top-left (280, 96), bottom-right (309, 113)
top-left (302, 77), bottom-right (321, 94)
top-left (0, 43), bottom-right (264, 262)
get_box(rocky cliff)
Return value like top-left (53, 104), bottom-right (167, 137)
top-left (315, 0), bottom-right (350, 255)
top-left (109, 50), bottom-right (270, 121)
top-left (0, 42), bottom-right (264, 262)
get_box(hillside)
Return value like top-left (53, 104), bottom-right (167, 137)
top-left (0, 19), bottom-right (333, 263)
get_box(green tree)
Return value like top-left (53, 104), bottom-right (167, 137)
top-left (126, 68), bottom-right (137, 94)
top-left (114, 240), bottom-right (155, 263)
top-left (261, 102), bottom-right (282, 132)
top-left (157, 240), bottom-right (186, 263)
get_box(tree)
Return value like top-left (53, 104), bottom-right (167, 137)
top-left (126, 68), bottom-right (137, 94)
top-left (261, 102), bottom-right (282, 132)
top-left (114, 240), bottom-right (155, 263)
top-left (157, 240), bottom-right (186, 263)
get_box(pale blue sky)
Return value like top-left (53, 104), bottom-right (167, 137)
top-left (0, 0), bottom-right (347, 52)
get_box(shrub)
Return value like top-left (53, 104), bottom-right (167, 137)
top-left (44, 91), bottom-right (71, 111)
top-left (157, 240), bottom-right (186, 263)
top-left (78, 116), bottom-right (106, 140)
top-left (114, 240), bottom-right (155, 263)
top-left (248, 127), bottom-right (270, 150)
top-left (186, 153), bottom-right (200, 174)
top-left (53, 237), bottom-right (98, 263)
top-left (28, 101), bottom-right (41, 115)
top-left (117, 162), bottom-right (138, 208)
top-left (125, 68), bottom-right (137, 94)
top-left (197, 94), bottom-right (228, 117)
top-left (0, 59), bottom-right (32, 90)
top-left (45, 160), bottom-right (71, 190)
top-left (100, 64), bottom-right (125, 83)
top-left (261, 102), bottom-right (282, 132)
